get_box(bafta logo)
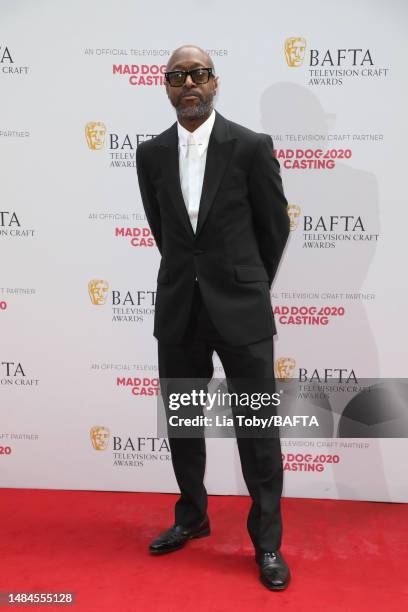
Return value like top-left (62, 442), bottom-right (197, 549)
top-left (287, 204), bottom-right (301, 230)
top-left (88, 279), bottom-right (109, 305)
top-left (284, 37), bottom-right (307, 67)
top-left (85, 121), bottom-right (107, 150)
top-left (275, 357), bottom-right (296, 381)
top-left (90, 426), bottom-right (110, 451)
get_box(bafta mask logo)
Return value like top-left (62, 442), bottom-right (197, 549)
top-left (90, 426), bottom-right (110, 451)
top-left (88, 279), bottom-right (109, 305)
top-left (285, 37), bottom-right (307, 67)
top-left (275, 357), bottom-right (296, 381)
top-left (85, 121), bottom-right (107, 150)
top-left (287, 204), bottom-right (301, 230)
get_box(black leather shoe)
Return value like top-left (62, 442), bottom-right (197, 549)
top-left (255, 550), bottom-right (291, 591)
top-left (149, 516), bottom-right (210, 555)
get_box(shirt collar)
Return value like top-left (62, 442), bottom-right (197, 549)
top-left (178, 109), bottom-right (216, 158)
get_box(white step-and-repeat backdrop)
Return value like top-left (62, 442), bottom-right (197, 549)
top-left (1, 0), bottom-right (407, 502)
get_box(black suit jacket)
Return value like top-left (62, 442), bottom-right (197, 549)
top-left (136, 110), bottom-right (289, 346)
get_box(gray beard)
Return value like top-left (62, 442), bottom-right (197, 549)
top-left (175, 97), bottom-right (214, 121)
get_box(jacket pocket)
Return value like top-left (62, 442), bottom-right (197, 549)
top-left (234, 265), bottom-right (269, 282)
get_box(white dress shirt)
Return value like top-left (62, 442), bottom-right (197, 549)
top-left (177, 109), bottom-right (216, 233)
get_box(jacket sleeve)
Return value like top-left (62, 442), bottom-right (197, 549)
top-left (248, 134), bottom-right (290, 287)
top-left (136, 144), bottom-right (162, 255)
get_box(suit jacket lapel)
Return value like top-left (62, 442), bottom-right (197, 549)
top-left (156, 110), bottom-right (236, 240)
top-left (196, 112), bottom-right (236, 237)
top-left (157, 123), bottom-right (195, 238)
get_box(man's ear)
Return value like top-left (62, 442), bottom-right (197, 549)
top-left (213, 75), bottom-right (219, 94)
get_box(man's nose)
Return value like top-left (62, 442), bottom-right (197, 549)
top-left (184, 74), bottom-right (196, 87)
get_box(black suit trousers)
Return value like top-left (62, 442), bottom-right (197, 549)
top-left (158, 282), bottom-right (283, 553)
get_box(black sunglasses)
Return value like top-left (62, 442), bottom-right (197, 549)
top-left (164, 67), bottom-right (214, 87)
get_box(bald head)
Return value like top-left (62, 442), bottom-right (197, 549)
top-left (164, 44), bottom-right (218, 128)
top-left (166, 44), bottom-right (215, 73)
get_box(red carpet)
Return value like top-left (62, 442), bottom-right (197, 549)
top-left (1, 489), bottom-right (407, 611)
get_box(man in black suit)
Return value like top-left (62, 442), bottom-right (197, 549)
top-left (136, 44), bottom-right (290, 591)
